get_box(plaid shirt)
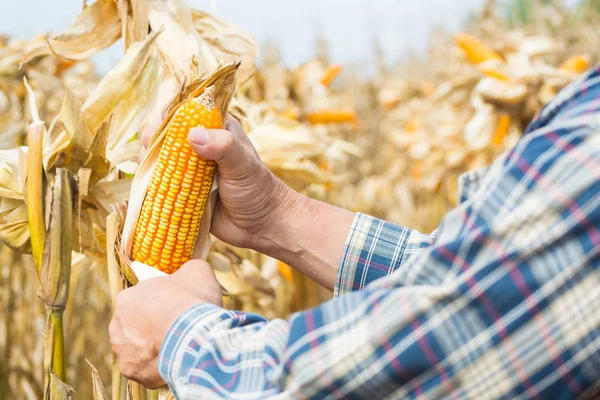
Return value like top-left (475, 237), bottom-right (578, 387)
top-left (158, 67), bottom-right (600, 399)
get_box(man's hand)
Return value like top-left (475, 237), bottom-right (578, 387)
top-left (187, 115), bottom-right (297, 250)
top-left (108, 260), bottom-right (223, 388)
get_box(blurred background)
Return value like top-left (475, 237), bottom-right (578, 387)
top-left (0, 0), bottom-right (599, 399)
top-left (0, 0), bottom-right (524, 72)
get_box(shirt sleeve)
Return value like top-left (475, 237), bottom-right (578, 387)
top-left (334, 213), bottom-right (437, 296)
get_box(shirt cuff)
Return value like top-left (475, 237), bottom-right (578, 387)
top-left (334, 213), bottom-right (417, 296)
top-left (158, 303), bottom-right (225, 395)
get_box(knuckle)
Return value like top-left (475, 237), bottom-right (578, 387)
top-left (114, 291), bottom-right (134, 313)
top-left (108, 318), bottom-right (117, 337)
top-left (114, 291), bottom-right (127, 309)
top-left (212, 131), bottom-right (235, 160)
top-left (220, 130), bottom-right (235, 149)
top-left (120, 363), bottom-right (135, 379)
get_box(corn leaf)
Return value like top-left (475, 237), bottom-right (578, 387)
top-left (148, 0), bottom-right (201, 81)
top-left (87, 360), bottom-right (110, 400)
top-left (21, 0), bottom-right (120, 64)
top-left (81, 29), bottom-right (161, 134)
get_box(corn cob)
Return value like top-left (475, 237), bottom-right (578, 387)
top-left (306, 109), bottom-right (357, 125)
top-left (454, 33), bottom-right (502, 65)
top-left (478, 65), bottom-right (510, 82)
top-left (131, 86), bottom-right (222, 274)
top-left (491, 114), bottom-right (511, 147)
top-left (559, 54), bottom-right (590, 74)
top-left (320, 64), bottom-right (343, 87)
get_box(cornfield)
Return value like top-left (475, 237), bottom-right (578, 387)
top-left (0, 0), bottom-right (599, 398)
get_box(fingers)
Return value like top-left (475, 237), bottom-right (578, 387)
top-left (137, 146), bottom-right (146, 164)
top-left (141, 114), bottom-right (163, 148)
top-left (226, 114), bottom-right (261, 159)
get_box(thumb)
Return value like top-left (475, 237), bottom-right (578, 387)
top-left (188, 127), bottom-right (255, 178)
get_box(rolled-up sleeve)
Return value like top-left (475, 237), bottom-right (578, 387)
top-left (334, 213), bottom-right (437, 296)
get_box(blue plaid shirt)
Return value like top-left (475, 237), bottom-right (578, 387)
top-left (158, 67), bottom-right (600, 399)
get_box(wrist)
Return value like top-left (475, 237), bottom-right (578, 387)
top-left (249, 175), bottom-right (308, 253)
top-left (251, 185), bottom-right (355, 290)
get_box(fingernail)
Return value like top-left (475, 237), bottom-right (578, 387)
top-left (189, 128), bottom-right (208, 145)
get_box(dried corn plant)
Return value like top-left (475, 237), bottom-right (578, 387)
top-left (0, 0), bottom-right (599, 398)
top-left (320, 0), bottom-right (598, 234)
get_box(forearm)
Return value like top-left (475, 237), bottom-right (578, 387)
top-left (252, 187), bottom-right (355, 291)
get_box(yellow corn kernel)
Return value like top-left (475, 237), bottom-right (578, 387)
top-left (278, 261), bottom-right (294, 283)
top-left (131, 90), bottom-right (222, 274)
top-left (454, 33), bottom-right (502, 65)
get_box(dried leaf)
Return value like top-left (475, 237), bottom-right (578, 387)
top-left (81, 29), bottom-right (161, 134)
top-left (131, 0), bottom-right (150, 44)
top-left (87, 360), bottom-right (110, 400)
top-left (21, 0), bottom-right (120, 64)
top-left (191, 9), bottom-right (258, 82)
top-left (476, 77), bottom-right (528, 107)
top-left (46, 371), bottom-right (75, 400)
top-left (0, 198), bottom-right (31, 253)
top-left (463, 104), bottom-right (497, 150)
top-left (26, 120), bottom-right (45, 272)
top-left (148, 0), bottom-right (201, 82)
top-left (0, 150), bottom-right (24, 199)
top-left (84, 120), bottom-right (111, 184)
top-left (106, 51), bottom-right (160, 161)
top-left (47, 87), bottom-right (93, 171)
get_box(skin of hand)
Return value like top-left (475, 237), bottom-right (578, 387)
top-left (187, 115), bottom-right (297, 250)
top-left (109, 260), bottom-right (223, 389)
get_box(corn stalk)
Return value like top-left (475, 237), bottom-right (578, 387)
top-left (40, 168), bottom-right (75, 399)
